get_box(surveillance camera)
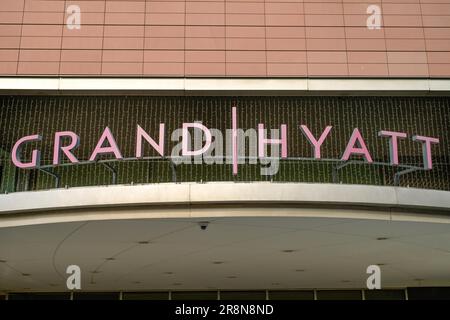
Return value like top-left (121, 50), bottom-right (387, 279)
top-left (198, 221), bottom-right (209, 231)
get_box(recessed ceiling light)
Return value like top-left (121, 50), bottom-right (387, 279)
top-left (282, 249), bottom-right (296, 253)
top-left (376, 237), bottom-right (389, 241)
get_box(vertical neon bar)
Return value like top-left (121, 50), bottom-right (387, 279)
top-left (232, 105), bottom-right (238, 175)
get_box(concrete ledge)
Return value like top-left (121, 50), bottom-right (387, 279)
top-left (0, 183), bottom-right (448, 215)
top-left (0, 77), bottom-right (449, 95)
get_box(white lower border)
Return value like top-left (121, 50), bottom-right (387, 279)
top-left (0, 182), bottom-right (449, 215)
top-left (0, 183), bottom-right (449, 228)
top-left (0, 78), bottom-right (449, 94)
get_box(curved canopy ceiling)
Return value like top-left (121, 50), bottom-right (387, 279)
top-left (1, 214), bottom-right (450, 292)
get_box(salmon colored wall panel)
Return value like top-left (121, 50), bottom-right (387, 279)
top-left (424, 28), bottom-right (450, 39)
top-left (307, 39), bottom-right (346, 51)
top-left (428, 52), bottom-right (450, 64)
top-left (186, 26), bottom-right (225, 38)
top-left (304, 3), bottom-right (343, 15)
top-left (0, 25), bottom-right (22, 37)
top-left (388, 64), bottom-right (429, 77)
top-left (186, 14), bottom-right (225, 25)
top-left (387, 52), bottom-right (428, 64)
top-left (226, 3), bottom-right (264, 14)
top-left (103, 38), bottom-right (144, 50)
top-left (1, 0), bottom-right (25, 12)
top-left (429, 64), bottom-right (450, 77)
top-left (385, 28), bottom-right (424, 39)
top-left (145, 50), bottom-right (185, 63)
top-left (227, 51), bottom-right (266, 63)
top-left (305, 15), bottom-right (344, 27)
top-left (421, 4), bottom-right (450, 15)
top-left (268, 38), bottom-right (306, 50)
top-left (63, 12), bottom-right (105, 25)
top-left (0, 62), bottom-right (18, 74)
top-left (101, 62), bottom-right (143, 75)
top-left (23, 12), bottom-right (64, 24)
top-left (385, 39), bottom-right (426, 51)
top-left (62, 37), bottom-right (103, 50)
top-left (0, 0), bottom-right (449, 77)
top-left (146, 13), bottom-right (185, 25)
top-left (147, 2), bottom-right (185, 14)
top-left (185, 38), bottom-right (226, 50)
top-left (0, 37), bottom-right (21, 49)
top-left (308, 64), bottom-right (349, 76)
top-left (226, 14), bottom-right (265, 26)
top-left (104, 26), bottom-right (144, 38)
top-left (145, 38), bottom-right (184, 50)
top-left (0, 12), bottom-right (23, 24)
top-left (383, 4), bottom-right (421, 15)
top-left (227, 26), bottom-right (265, 38)
top-left (146, 26), bottom-right (185, 38)
top-left (422, 16), bottom-right (450, 27)
top-left (226, 63), bottom-right (266, 76)
top-left (24, 19), bottom-right (63, 35)
top-left (267, 63), bottom-right (307, 76)
top-left (426, 40), bottom-right (450, 51)
top-left (346, 39), bottom-right (386, 51)
top-left (227, 38), bottom-right (266, 50)
top-left (185, 63), bottom-right (225, 76)
top-left (24, 0), bottom-right (65, 12)
top-left (18, 61), bottom-right (60, 74)
top-left (61, 50), bottom-right (102, 62)
top-left (102, 50), bottom-right (143, 63)
top-left (105, 13), bottom-right (145, 25)
top-left (60, 62), bottom-right (102, 75)
top-left (345, 27), bottom-right (384, 39)
top-left (143, 62), bottom-right (184, 76)
top-left (65, 1), bottom-right (105, 13)
top-left (347, 52), bottom-right (387, 64)
top-left (267, 51), bottom-right (307, 63)
top-left (20, 37), bottom-right (62, 50)
top-left (185, 51), bottom-right (224, 63)
top-left (266, 15), bottom-right (305, 27)
top-left (106, 1), bottom-right (146, 13)
top-left (19, 50), bottom-right (61, 62)
top-left (307, 51), bottom-right (347, 64)
top-left (305, 27), bottom-right (345, 39)
top-left (348, 63), bottom-right (388, 76)
top-left (0, 50), bottom-right (19, 62)
top-left (265, 3), bottom-right (303, 15)
top-left (187, 2), bottom-right (224, 13)
top-left (343, 3), bottom-right (381, 15)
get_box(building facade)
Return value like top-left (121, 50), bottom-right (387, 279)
top-left (0, 0), bottom-right (449, 300)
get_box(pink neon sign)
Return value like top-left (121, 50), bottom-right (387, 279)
top-left (10, 118), bottom-right (440, 174)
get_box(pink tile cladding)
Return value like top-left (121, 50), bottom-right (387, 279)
top-left (0, 0), bottom-right (448, 77)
